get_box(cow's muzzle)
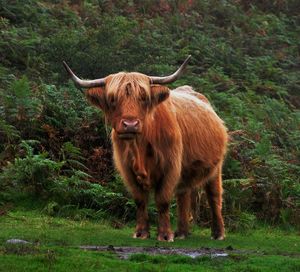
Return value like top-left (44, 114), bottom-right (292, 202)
top-left (117, 119), bottom-right (140, 140)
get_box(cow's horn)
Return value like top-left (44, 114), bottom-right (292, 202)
top-left (63, 61), bottom-right (105, 88)
top-left (149, 55), bottom-right (191, 84)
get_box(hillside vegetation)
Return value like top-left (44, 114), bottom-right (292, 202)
top-left (0, 0), bottom-right (299, 229)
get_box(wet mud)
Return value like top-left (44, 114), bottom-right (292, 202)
top-left (79, 245), bottom-right (240, 259)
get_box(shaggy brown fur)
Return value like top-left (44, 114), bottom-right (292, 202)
top-left (86, 73), bottom-right (228, 242)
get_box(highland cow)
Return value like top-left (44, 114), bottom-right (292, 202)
top-left (63, 56), bottom-right (228, 242)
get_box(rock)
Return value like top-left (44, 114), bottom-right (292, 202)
top-left (107, 245), bottom-right (115, 251)
top-left (6, 239), bottom-right (31, 245)
top-left (226, 245), bottom-right (234, 251)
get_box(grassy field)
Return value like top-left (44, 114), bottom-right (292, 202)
top-left (0, 209), bottom-right (299, 272)
top-left (0, 1), bottom-right (299, 271)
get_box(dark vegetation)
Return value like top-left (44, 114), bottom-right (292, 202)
top-left (0, 0), bottom-right (299, 230)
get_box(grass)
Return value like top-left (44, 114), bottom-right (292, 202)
top-left (0, 209), bottom-right (299, 271)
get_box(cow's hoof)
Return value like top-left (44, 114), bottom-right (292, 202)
top-left (174, 230), bottom-right (189, 240)
top-left (211, 233), bottom-right (225, 240)
top-left (133, 230), bottom-right (150, 239)
top-left (157, 231), bottom-right (174, 242)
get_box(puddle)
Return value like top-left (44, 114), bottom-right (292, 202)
top-left (80, 245), bottom-right (233, 259)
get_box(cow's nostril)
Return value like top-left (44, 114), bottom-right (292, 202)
top-left (122, 120), bottom-right (139, 129)
top-left (121, 119), bottom-right (140, 133)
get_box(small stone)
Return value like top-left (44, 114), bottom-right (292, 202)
top-left (6, 239), bottom-right (31, 245)
top-left (226, 245), bottom-right (234, 250)
top-left (107, 245), bottom-right (115, 251)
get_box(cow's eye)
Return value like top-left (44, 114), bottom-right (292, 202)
top-left (139, 94), bottom-right (148, 104)
top-left (108, 96), bottom-right (116, 108)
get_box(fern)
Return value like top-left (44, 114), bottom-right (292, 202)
top-left (0, 119), bottom-right (20, 144)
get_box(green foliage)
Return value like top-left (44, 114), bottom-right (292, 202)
top-left (48, 173), bottom-right (133, 221)
top-left (0, 140), bottom-right (63, 196)
top-left (0, 141), bottom-right (135, 221)
top-left (0, 0), bottom-right (299, 228)
top-left (0, 119), bottom-right (20, 145)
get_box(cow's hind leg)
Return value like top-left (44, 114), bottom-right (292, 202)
top-left (205, 170), bottom-right (225, 240)
top-left (175, 189), bottom-right (191, 239)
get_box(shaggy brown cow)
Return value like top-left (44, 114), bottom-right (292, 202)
top-left (63, 56), bottom-right (228, 242)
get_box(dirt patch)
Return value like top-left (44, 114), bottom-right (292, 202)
top-left (80, 245), bottom-right (243, 259)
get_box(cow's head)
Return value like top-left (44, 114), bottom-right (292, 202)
top-left (63, 56), bottom-right (191, 140)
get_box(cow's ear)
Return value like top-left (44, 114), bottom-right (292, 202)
top-left (150, 85), bottom-right (170, 105)
top-left (85, 87), bottom-right (107, 110)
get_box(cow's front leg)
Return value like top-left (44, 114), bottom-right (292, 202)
top-left (133, 191), bottom-right (150, 239)
top-left (175, 188), bottom-right (191, 239)
top-left (155, 198), bottom-right (173, 242)
top-left (155, 176), bottom-right (178, 242)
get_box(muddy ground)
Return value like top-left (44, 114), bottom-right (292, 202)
top-left (80, 245), bottom-right (247, 259)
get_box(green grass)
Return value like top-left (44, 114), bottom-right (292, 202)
top-left (0, 210), bottom-right (299, 271)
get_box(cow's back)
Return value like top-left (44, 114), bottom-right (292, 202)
top-left (169, 86), bottom-right (228, 171)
